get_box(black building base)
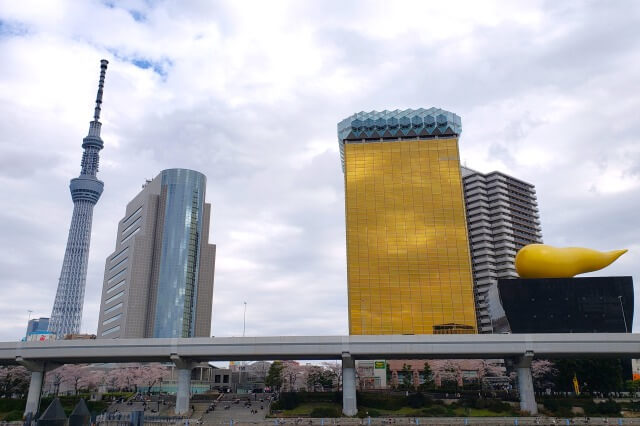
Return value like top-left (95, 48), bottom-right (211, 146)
top-left (497, 276), bottom-right (634, 333)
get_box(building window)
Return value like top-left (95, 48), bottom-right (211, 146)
top-left (122, 206), bottom-right (143, 226)
top-left (101, 325), bottom-right (120, 336)
top-left (120, 227), bottom-right (141, 245)
top-left (108, 257), bottom-right (128, 272)
top-left (104, 302), bottom-right (123, 315)
top-left (105, 290), bottom-right (125, 305)
top-left (107, 268), bottom-right (127, 284)
top-left (106, 280), bottom-right (126, 294)
top-left (102, 313), bottom-right (122, 326)
top-left (121, 216), bottom-right (142, 237)
top-left (110, 246), bottom-right (129, 263)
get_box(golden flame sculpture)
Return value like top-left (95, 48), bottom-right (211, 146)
top-left (515, 244), bottom-right (627, 279)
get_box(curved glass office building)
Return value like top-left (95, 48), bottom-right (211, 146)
top-left (153, 169), bottom-right (207, 337)
top-left (97, 169), bottom-right (216, 339)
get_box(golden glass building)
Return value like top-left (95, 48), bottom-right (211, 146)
top-left (338, 109), bottom-right (477, 335)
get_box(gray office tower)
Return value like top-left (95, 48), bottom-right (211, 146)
top-left (461, 167), bottom-right (543, 333)
top-left (49, 60), bottom-right (109, 338)
top-left (97, 169), bottom-right (216, 339)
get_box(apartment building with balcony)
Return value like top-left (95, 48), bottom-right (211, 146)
top-left (461, 167), bottom-right (543, 333)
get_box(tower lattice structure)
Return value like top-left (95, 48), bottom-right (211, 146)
top-left (49, 60), bottom-right (109, 337)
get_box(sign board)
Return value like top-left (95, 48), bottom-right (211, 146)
top-left (27, 332), bottom-right (55, 342)
top-left (374, 361), bottom-right (386, 369)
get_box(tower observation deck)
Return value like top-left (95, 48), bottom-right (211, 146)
top-left (49, 60), bottom-right (109, 337)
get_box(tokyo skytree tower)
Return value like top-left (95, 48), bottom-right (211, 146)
top-left (49, 60), bottom-right (109, 337)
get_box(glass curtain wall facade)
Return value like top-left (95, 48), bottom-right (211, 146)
top-left (338, 109), bottom-right (477, 335)
top-left (153, 169), bottom-right (206, 338)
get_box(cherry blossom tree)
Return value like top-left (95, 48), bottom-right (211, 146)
top-left (0, 366), bottom-right (30, 397)
top-left (321, 362), bottom-right (341, 390)
top-left (83, 369), bottom-right (106, 392)
top-left (481, 360), bottom-right (506, 378)
top-left (134, 364), bottom-right (169, 393)
top-left (282, 361), bottom-right (304, 391)
top-left (104, 368), bottom-right (121, 391)
top-left (306, 366), bottom-right (337, 392)
top-left (110, 366), bottom-right (138, 391)
top-left (531, 359), bottom-right (558, 391)
top-left (46, 364), bottom-right (93, 395)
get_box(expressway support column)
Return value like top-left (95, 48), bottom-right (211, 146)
top-left (16, 357), bottom-right (56, 419)
top-left (342, 352), bottom-right (357, 416)
top-left (513, 351), bottom-right (537, 415)
top-left (171, 354), bottom-right (195, 415)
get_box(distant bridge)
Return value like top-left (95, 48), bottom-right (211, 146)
top-left (1, 333), bottom-right (638, 417)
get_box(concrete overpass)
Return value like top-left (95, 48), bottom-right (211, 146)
top-left (2, 333), bottom-right (639, 418)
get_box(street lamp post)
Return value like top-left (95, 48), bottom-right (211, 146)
top-left (243, 301), bottom-right (247, 337)
top-left (618, 296), bottom-right (629, 333)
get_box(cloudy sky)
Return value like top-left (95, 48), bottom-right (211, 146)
top-left (1, 0), bottom-right (639, 342)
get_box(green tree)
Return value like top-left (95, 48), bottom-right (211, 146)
top-left (419, 362), bottom-right (434, 390)
top-left (626, 380), bottom-right (640, 393)
top-left (398, 364), bottom-right (413, 390)
top-left (265, 361), bottom-right (284, 392)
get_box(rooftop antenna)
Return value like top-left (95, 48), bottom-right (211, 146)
top-left (93, 59), bottom-right (109, 121)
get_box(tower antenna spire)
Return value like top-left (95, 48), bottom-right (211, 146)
top-left (93, 59), bottom-right (109, 121)
top-left (49, 59), bottom-right (109, 338)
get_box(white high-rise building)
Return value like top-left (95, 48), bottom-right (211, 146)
top-left (461, 167), bottom-right (543, 333)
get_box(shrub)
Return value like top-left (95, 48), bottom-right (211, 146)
top-left (472, 398), bottom-right (511, 413)
top-left (0, 399), bottom-right (26, 412)
top-left (309, 407), bottom-right (340, 418)
top-left (272, 393), bottom-right (300, 410)
top-left (357, 409), bottom-right (381, 418)
top-left (584, 399), bottom-right (620, 416)
top-left (297, 391), bottom-right (341, 403)
top-left (4, 410), bottom-right (24, 422)
top-left (422, 405), bottom-right (449, 417)
top-left (488, 400), bottom-right (512, 413)
top-left (542, 399), bottom-right (573, 417)
top-left (357, 392), bottom-right (405, 411)
top-left (458, 396), bottom-right (477, 408)
top-left (407, 392), bottom-right (427, 408)
top-left (102, 391), bottom-right (134, 399)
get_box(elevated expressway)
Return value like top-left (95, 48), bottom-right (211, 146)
top-left (1, 333), bottom-right (638, 417)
